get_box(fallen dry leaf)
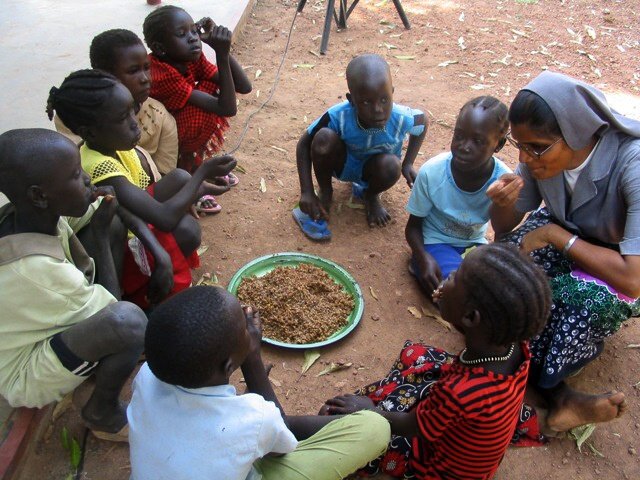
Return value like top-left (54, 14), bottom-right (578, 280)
top-left (259, 178), bottom-right (267, 193)
top-left (438, 60), bottom-right (458, 67)
top-left (316, 362), bottom-right (353, 377)
top-left (407, 306), bottom-right (422, 319)
top-left (293, 63), bottom-right (315, 69)
top-left (394, 55), bottom-right (415, 60)
top-left (270, 145), bottom-right (288, 154)
top-left (270, 377), bottom-right (282, 388)
top-left (196, 244), bottom-right (209, 256)
top-left (369, 286), bottom-right (379, 300)
top-left (255, 69), bottom-right (262, 79)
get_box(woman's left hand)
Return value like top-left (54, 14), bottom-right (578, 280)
top-left (521, 224), bottom-right (561, 253)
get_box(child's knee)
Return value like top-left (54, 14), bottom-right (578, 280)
top-left (310, 128), bottom-right (343, 157)
top-left (351, 410), bottom-right (391, 454)
top-left (107, 301), bottom-right (147, 347)
top-left (174, 215), bottom-right (201, 254)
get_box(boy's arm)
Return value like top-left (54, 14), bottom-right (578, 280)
top-left (115, 206), bottom-right (174, 305)
top-left (405, 214), bottom-right (441, 293)
top-left (401, 113), bottom-right (428, 188)
top-left (242, 307), bottom-right (353, 441)
top-left (88, 190), bottom-right (121, 299)
top-left (296, 131), bottom-right (327, 220)
top-left (188, 23), bottom-right (237, 116)
top-left (322, 394), bottom-right (419, 437)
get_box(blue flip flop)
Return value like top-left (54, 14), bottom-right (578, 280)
top-left (292, 207), bottom-right (332, 241)
top-left (351, 182), bottom-right (366, 200)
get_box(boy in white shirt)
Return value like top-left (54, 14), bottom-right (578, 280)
top-left (128, 285), bottom-right (390, 480)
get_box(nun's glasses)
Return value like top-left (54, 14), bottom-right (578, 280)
top-left (505, 133), bottom-right (563, 160)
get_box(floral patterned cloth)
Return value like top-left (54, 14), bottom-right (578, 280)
top-left (500, 208), bottom-right (640, 388)
top-left (354, 341), bottom-right (544, 479)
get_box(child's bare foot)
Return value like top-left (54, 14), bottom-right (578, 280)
top-left (82, 400), bottom-right (128, 434)
top-left (364, 192), bottom-right (391, 227)
top-left (547, 388), bottom-right (626, 432)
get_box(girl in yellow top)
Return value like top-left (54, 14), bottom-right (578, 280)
top-left (47, 69), bottom-right (236, 309)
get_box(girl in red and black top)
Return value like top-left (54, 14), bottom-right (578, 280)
top-left (322, 243), bottom-right (551, 479)
top-left (143, 6), bottom-right (251, 211)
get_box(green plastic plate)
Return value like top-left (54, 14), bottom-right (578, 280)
top-left (227, 252), bottom-right (364, 349)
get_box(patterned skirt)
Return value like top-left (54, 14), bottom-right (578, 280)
top-left (353, 341), bottom-right (543, 479)
top-left (500, 208), bottom-right (640, 388)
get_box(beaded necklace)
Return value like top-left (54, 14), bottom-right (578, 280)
top-left (458, 343), bottom-right (515, 366)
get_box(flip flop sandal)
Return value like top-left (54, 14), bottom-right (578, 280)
top-left (90, 424), bottom-right (129, 443)
top-left (195, 195), bottom-right (222, 214)
top-left (351, 182), bottom-right (366, 200)
top-left (292, 207), bottom-right (331, 241)
top-left (226, 172), bottom-right (240, 187)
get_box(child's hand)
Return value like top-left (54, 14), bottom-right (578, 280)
top-left (319, 394), bottom-right (376, 415)
top-left (244, 305), bottom-right (263, 355)
top-left (90, 186), bottom-right (118, 232)
top-left (147, 253), bottom-right (174, 306)
top-left (487, 173), bottom-right (524, 207)
top-left (201, 155), bottom-right (236, 180)
top-left (204, 25), bottom-right (232, 56)
top-left (402, 164), bottom-right (417, 188)
top-left (195, 17), bottom-right (216, 42)
top-left (299, 192), bottom-right (328, 221)
top-left (415, 257), bottom-right (442, 295)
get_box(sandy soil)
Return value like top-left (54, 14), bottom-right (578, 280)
top-left (19, 0), bottom-right (639, 478)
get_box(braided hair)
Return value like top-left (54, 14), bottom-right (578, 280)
top-left (143, 5), bottom-right (185, 50)
top-left (460, 96), bottom-right (509, 143)
top-left (509, 89), bottom-right (562, 138)
top-left (46, 69), bottom-right (119, 135)
top-left (462, 243), bottom-right (551, 345)
top-left (90, 29), bottom-right (144, 72)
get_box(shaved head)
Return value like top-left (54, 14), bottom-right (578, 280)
top-left (346, 54), bottom-right (392, 92)
top-left (0, 129), bottom-right (78, 203)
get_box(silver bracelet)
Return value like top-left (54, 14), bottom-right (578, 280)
top-left (562, 234), bottom-right (579, 256)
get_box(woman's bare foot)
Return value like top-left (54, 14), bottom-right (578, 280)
top-left (547, 387), bottom-right (626, 432)
top-left (364, 192), bottom-right (391, 227)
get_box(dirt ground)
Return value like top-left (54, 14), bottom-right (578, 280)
top-left (19, 0), bottom-right (640, 478)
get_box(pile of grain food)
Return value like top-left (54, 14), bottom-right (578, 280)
top-left (237, 263), bottom-right (355, 344)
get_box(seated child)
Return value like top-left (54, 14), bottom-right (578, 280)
top-left (46, 69), bottom-right (236, 309)
top-left (0, 129), bottom-right (147, 442)
top-left (320, 243), bottom-right (551, 478)
top-left (406, 96), bottom-right (511, 294)
top-left (295, 53), bottom-right (426, 239)
top-left (143, 6), bottom-right (251, 194)
top-left (128, 285), bottom-right (391, 480)
top-left (55, 29), bottom-right (179, 180)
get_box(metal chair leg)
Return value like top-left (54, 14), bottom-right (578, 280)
top-left (320, 0), bottom-right (336, 54)
top-left (392, 0), bottom-right (411, 29)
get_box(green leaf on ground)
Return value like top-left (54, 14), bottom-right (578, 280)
top-left (61, 426), bottom-right (70, 451)
top-left (569, 423), bottom-right (596, 452)
top-left (70, 438), bottom-right (81, 469)
top-left (302, 350), bottom-right (321, 374)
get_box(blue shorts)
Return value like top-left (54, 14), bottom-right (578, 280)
top-left (412, 243), bottom-right (478, 279)
top-left (334, 152), bottom-right (369, 188)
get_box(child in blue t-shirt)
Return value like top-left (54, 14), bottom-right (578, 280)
top-left (295, 54), bottom-right (426, 239)
top-left (406, 96), bottom-right (511, 294)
